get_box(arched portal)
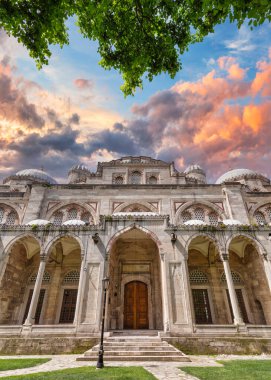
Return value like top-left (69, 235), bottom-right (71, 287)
top-left (0, 236), bottom-right (41, 325)
top-left (108, 227), bottom-right (163, 330)
top-left (227, 236), bottom-right (271, 325)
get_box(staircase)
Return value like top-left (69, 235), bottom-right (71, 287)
top-left (77, 333), bottom-right (190, 362)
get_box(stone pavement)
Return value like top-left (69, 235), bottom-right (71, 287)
top-left (0, 354), bottom-right (270, 379)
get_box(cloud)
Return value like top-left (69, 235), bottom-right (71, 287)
top-left (74, 78), bottom-right (93, 89)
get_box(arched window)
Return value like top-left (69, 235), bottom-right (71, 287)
top-left (189, 270), bottom-right (209, 284)
top-left (6, 211), bottom-right (16, 225)
top-left (266, 207), bottom-right (271, 222)
top-left (131, 171), bottom-right (141, 184)
top-left (53, 212), bottom-right (63, 226)
top-left (208, 212), bottom-right (218, 226)
top-left (194, 208), bottom-right (205, 221)
top-left (255, 211), bottom-right (266, 225)
top-left (81, 212), bottom-right (91, 223)
top-left (0, 207), bottom-right (4, 223)
top-left (148, 176), bottom-right (157, 184)
top-left (67, 208), bottom-right (78, 220)
top-left (63, 270), bottom-right (80, 284)
top-left (114, 176), bottom-right (124, 184)
top-left (29, 271), bottom-right (51, 284)
top-left (221, 271), bottom-right (243, 284)
top-left (182, 211), bottom-right (191, 223)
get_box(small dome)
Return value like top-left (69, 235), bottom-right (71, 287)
top-left (113, 212), bottom-right (159, 217)
top-left (26, 219), bottom-right (51, 226)
top-left (184, 219), bottom-right (206, 226)
top-left (184, 164), bottom-right (205, 174)
top-left (216, 168), bottom-right (268, 184)
top-left (70, 163), bottom-right (90, 172)
top-left (222, 219), bottom-right (242, 225)
top-left (63, 219), bottom-right (86, 226)
top-left (15, 169), bottom-right (57, 184)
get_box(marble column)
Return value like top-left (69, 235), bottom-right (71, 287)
top-left (23, 254), bottom-right (46, 326)
top-left (73, 253), bottom-right (87, 325)
top-left (221, 253), bottom-right (244, 325)
top-left (160, 252), bottom-right (170, 332)
top-left (263, 255), bottom-right (271, 292)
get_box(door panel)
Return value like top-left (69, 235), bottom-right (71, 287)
top-left (124, 281), bottom-right (148, 329)
top-left (59, 289), bottom-right (78, 323)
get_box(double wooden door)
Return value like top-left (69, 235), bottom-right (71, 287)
top-left (124, 281), bottom-right (149, 329)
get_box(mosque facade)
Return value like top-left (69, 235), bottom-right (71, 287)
top-left (0, 156), bottom-right (271, 342)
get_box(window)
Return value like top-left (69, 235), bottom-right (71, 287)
top-left (255, 211), bottom-right (266, 225)
top-left (226, 289), bottom-right (249, 323)
top-left (59, 289), bottom-right (78, 323)
top-left (114, 176), bottom-right (124, 184)
top-left (29, 271), bottom-right (51, 284)
top-left (194, 208), bottom-right (205, 221)
top-left (221, 271), bottom-right (242, 284)
top-left (23, 289), bottom-right (46, 324)
top-left (0, 208), bottom-right (3, 223)
top-left (192, 289), bottom-right (213, 324)
top-left (81, 212), bottom-right (91, 223)
top-left (148, 176), bottom-right (157, 184)
top-left (131, 171), bottom-right (141, 184)
top-left (266, 208), bottom-right (271, 222)
top-left (67, 208), bottom-right (78, 220)
top-left (53, 212), bottom-right (63, 226)
top-left (190, 270), bottom-right (209, 284)
top-left (182, 211), bottom-right (191, 223)
top-left (6, 211), bottom-right (16, 225)
top-left (63, 270), bottom-right (80, 284)
top-left (208, 212), bottom-right (218, 226)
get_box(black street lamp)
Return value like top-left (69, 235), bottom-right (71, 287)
top-left (96, 276), bottom-right (110, 369)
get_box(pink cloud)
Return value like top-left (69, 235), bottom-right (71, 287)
top-left (74, 78), bottom-right (93, 90)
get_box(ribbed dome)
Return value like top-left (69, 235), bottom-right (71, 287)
top-left (184, 219), bottom-right (206, 226)
top-left (15, 169), bottom-right (57, 184)
top-left (26, 219), bottom-right (51, 226)
top-left (63, 219), bottom-right (86, 226)
top-left (216, 168), bottom-right (266, 184)
top-left (223, 219), bottom-right (242, 225)
top-left (184, 164), bottom-right (205, 174)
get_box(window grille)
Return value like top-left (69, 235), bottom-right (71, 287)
top-left (114, 176), bottom-right (124, 184)
top-left (194, 208), bottom-right (205, 221)
top-left (81, 212), bottom-right (91, 223)
top-left (255, 211), bottom-right (266, 225)
top-left (6, 211), bottom-right (16, 225)
top-left (67, 208), bottom-right (78, 220)
top-left (266, 208), bottom-right (271, 222)
top-left (221, 271), bottom-right (242, 284)
top-left (63, 270), bottom-right (80, 283)
top-left (192, 289), bottom-right (213, 324)
top-left (190, 270), bottom-right (209, 284)
top-left (131, 171), bottom-right (141, 184)
top-left (148, 176), bottom-right (157, 184)
top-left (53, 212), bottom-right (63, 226)
top-left (29, 271), bottom-right (51, 284)
top-left (0, 208), bottom-right (3, 223)
top-left (208, 212), bottom-right (218, 226)
top-left (182, 211), bottom-right (191, 223)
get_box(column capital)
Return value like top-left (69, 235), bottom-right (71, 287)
top-left (221, 252), bottom-right (229, 261)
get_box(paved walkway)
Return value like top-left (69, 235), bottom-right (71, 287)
top-left (0, 354), bottom-right (270, 379)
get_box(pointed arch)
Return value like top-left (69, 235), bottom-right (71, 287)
top-left (44, 233), bottom-right (85, 257)
top-left (185, 232), bottom-right (222, 253)
top-left (226, 233), bottom-right (267, 258)
top-left (175, 200), bottom-right (226, 224)
top-left (113, 201), bottom-right (157, 213)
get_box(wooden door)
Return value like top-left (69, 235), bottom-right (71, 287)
top-left (59, 289), bottom-right (78, 323)
top-left (124, 281), bottom-right (148, 329)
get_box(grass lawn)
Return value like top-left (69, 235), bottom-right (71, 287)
top-left (1, 366), bottom-right (156, 379)
top-left (182, 360), bottom-right (271, 380)
top-left (0, 359), bottom-right (50, 371)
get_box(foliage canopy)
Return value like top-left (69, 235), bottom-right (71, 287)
top-left (0, 1), bottom-right (271, 96)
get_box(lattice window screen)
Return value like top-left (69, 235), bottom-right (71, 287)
top-left (148, 176), bottom-right (157, 184)
top-left (63, 270), bottom-right (80, 283)
top-left (255, 211), bottom-right (266, 225)
top-left (194, 208), bottom-right (205, 221)
top-left (131, 171), bottom-right (141, 184)
top-left (68, 208), bottom-right (78, 220)
top-left (29, 271), bottom-right (51, 284)
top-left (0, 208), bottom-right (3, 223)
top-left (208, 212), bottom-right (218, 226)
top-left (81, 212), bottom-right (91, 223)
top-left (266, 208), bottom-right (271, 222)
top-left (53, 212), bottom-right (63, 225)
top-left (6, 211), bottom-right (16, 225)
top-left (189, 270), bottom-right (209, 284)
top-left (221, 271), bottom-right (242, 284)
top-left (182, 212), bottom-right (191, 223)
top-left (114, 176), bottom-right (124, 184)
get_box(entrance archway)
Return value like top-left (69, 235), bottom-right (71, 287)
top-left (108, 227), bottom-right (163, 330)
top-left (124, 281), bottom-right (148, 329)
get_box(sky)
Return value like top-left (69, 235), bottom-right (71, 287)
top-left (0, 18), bottom-right (271, 183)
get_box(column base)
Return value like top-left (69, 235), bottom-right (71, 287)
top-left (234, 318), bottom-right (245, 326)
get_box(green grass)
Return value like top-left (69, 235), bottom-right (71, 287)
top-left (182, 360), bottom-right (271, 380)
top-left (1, 366), bottom-right (156, 379)
top-left (0, 359), bottom-right (50, 371)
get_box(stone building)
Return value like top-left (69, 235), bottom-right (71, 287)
top-left (0, 156), bottom-right (271, 345)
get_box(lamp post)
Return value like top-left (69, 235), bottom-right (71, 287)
top-left (96, 276), bottom-right (110, 369)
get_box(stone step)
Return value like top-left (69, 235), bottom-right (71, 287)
top-left (103, 341), bottom-right (169, 346)
top-left (92, 345), bottom-right (176, 351)
top-left (78, 355), bottom-right (191, 362)
top-left (85, 350), bottom-right (181, 357)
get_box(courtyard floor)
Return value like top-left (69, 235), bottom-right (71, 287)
top-left (0, 354), bottom-right (270, 380)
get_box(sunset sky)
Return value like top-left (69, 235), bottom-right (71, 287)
top-left (0, 18), bottom-right (271, 183)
